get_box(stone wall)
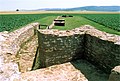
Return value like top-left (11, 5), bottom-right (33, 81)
top-left (0, 23), bottom-right (39, 55)
top-left (37, 30), bottom-right (85, 68)
top-left (34, 25), bottom-right (120, 74)
top-left (85, 34), bottom-right (120, 73)
top-left (0, 23), bottom-right (39, 80)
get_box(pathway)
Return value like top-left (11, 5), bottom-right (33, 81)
top-left (46, 16), bottom-right (61, 29)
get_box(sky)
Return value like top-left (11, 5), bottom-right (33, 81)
top-left (0, 0), bottom-right (120, 11)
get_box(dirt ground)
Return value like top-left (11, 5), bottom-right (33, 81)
top-left (0, 11), bottom-right (119, 14)
top-left (16, 35), bottom-right (38, 73)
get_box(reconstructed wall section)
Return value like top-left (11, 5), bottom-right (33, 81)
top-left (34, 25), bottom-right (120, 74)
top-left (37, 31), bottom-right (84, 68)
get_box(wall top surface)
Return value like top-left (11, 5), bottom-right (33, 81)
top-left (38, 25), bottom-right (120, 45)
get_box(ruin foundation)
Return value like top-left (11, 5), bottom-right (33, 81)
top-left (32, 25), bottom-right (120, 81)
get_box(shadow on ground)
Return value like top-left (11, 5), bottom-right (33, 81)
top-left (71, 59), bottom-right (109, 81)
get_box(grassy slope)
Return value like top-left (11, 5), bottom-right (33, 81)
top-left (53, 16), bottom-right (120, 35)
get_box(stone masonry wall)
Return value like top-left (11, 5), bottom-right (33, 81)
top-left (85, 34), bottom-right (120, 73)
top-left (37, 30), bottom-right (85, 68)
top-left (34, 25), bottom-right (120, 74)
top-left (0, 23), bottom-right (39, 55)
top-left (0, 23), bottom-right (39, 80)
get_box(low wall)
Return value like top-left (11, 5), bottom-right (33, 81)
top-left (0, 23), bottom-right (39, 80)
top-left (34, 25), bottom-right (120, 74)
top-left (0, 23), bottom-right (39, 55)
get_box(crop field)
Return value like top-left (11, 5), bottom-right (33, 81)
top-left (0, 14), bottom-right (58, 32)
top-left (0, 12), bottom-right (120, 35)
top-left (54, 14), bottom-right (120, 35)
top-left (81, 14), bottom-right (120, 31)
top-left (54, 16), bottom-right (113, 30)
top-left (0, 14), bottom-right (45, 32)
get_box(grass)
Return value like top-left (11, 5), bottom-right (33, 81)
top-left (0, 14), bottom-right (59, 32)
top-left (0, 12), bottom-right (119, 35)
top-left (35, 16), bottom-right (57, 29)
top-left (0, 14), bottom-right (48, 32)
top-left (53, 16), bottom-right (120, 35)
top-left (54, 16), bottom-right (86, 30)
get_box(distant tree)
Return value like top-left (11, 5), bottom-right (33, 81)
top-left (16, 9), bottom-right (19, 11)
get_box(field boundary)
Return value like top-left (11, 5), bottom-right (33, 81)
top-left (0, 11), bottom-right (119, 14)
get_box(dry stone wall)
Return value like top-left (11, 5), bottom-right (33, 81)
top-left (0, 23), bottom-right (39, 55)
top-left (0, 23), bottom-right (39, 81)
top-left (34, 25), bottom-right (120, 74)
top-left (85, 34), bottom-right (120, 73)
top-left (37, 31), bottom-right (84, 68)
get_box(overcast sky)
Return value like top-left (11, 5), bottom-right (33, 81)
top-left (0, 0), bottom-right (120, 11)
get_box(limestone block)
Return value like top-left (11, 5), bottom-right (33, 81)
top-left (109, 66), bottom-right (120, 81)
top-left (20, 62), bottom-right (88, 81)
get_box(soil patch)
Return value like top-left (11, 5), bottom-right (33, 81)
top-left (16, 35), bottom-right (38, 73)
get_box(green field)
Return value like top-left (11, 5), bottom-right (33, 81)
top-left (81, 14), bottom-right (120, 31)
top-left (0, 13), bottom-right (120, 35)
top-left (35, 16), bottom-right (57, 29)
top-left (53, 15), bottom-right (120, 35)
top-left (0, 14), bottom-right (58, 32)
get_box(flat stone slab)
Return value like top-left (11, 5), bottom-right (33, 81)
top-left (19, 62), bottom-right (88, 81)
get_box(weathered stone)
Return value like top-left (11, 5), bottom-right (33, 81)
top-left (20, 62), bottom-right (88, 81)
top-left (109, 66), bottom-right (120, 81)
top-left (85, 34), bottom-right (120, 73)
top-left (0, 24), bottom-right (120, 81)
top-left (0, 62), bottom-right (20, 81)
top-left (34, 25), bottom-right (120, 74)
top-left (0, 23), bottom-right (39, 81)
top-left (35, 31), bottom-right (84, 68)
